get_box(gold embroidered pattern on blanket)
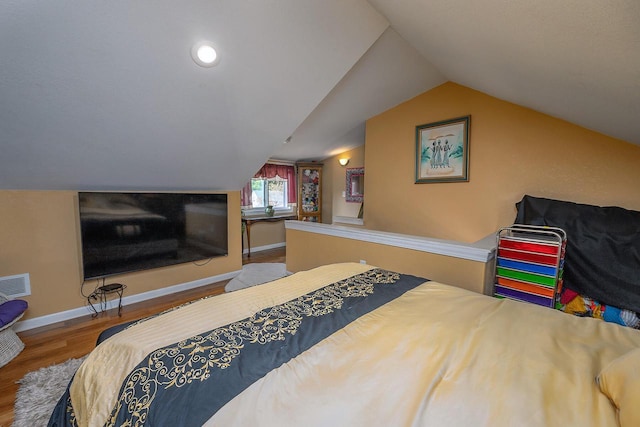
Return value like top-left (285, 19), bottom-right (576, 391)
top-left (105, 268), bottom-right (400, 426)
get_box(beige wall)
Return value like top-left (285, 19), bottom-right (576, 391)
top-left (324, 145), bottom-right (365, 221)
top-left (242, 220), bottom-right (287, 252)
top-left (286, 228), bottom-right (492, 294)
top-left (321, 160), bottom-right (333, 224)
top-left (0, 191), bottom-right (243, 321)
top-left (365, 82), bottom-right (640, 242)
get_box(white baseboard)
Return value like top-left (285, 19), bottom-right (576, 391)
top-left (14, 270), bottom-right (241, 332)
top-left (243, 241), bottom-right (286, 255)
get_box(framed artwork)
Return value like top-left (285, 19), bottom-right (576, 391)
top-left (345, 167), bottom-right (364, 203)
top-left (415, 115), bottom-right (470, 183)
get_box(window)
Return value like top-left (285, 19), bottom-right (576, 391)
top-left (249, 176), bottom-right (288, 208)
top-left (241, 163), bottom-right (296, 215)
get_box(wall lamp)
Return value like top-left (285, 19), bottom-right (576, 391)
top-left (338, 158), bottom-right (350, 166)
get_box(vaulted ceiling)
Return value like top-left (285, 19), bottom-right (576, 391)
top-left (1, 1), bottom-right (638, 191)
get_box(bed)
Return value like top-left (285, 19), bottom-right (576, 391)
top-left (48, 262), bottom-right (640, 427)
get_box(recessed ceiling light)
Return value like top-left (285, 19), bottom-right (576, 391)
top-left (191, 42), bottom-right (220, 68)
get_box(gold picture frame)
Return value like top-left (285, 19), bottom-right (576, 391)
top-left (415, 116), bottom-right (470, 183)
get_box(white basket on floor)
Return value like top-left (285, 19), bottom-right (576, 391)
top-left (0, 292), bottom-right (26, 368)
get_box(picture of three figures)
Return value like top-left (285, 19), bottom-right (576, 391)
top-left (416, 116), bottom-right (469, 183)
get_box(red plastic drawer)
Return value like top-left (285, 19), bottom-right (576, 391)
top-left (499, 237), bottom-right (560, 255)
top-left (497, 248), bottom-right (558, 265)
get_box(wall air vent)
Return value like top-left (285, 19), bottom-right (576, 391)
top-left (0, 273), bottom-right (31, 298)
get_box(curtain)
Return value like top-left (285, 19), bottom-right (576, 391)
top-left (241, 164), bottom-right (297, 207)
top-left (241, 181), bottom-right (252, 207)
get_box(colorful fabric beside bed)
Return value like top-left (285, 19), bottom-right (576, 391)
top-left (558, 287), bottom-right (640, 329)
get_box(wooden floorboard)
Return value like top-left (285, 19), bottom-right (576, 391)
top-left (0, 247), bottom-right (285, 426)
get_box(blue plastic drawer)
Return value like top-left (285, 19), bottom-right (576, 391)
top-left (497, 258), bottom-right (557, 277)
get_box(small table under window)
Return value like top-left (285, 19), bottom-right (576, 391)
top-left (242, 215), bottom-right (297, 257)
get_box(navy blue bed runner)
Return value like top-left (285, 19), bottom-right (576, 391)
top-left (49, 268), bottom-right (427, 426)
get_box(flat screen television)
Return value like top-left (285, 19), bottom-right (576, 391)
top-left (78, 192), bottom-right (228, 280)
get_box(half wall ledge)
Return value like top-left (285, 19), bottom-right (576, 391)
top-left (284, 221), bottom-right (496, 295)
top-left (285, 221), bottom-right (495, 262)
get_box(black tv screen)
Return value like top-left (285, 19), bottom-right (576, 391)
top-left (78, 192), bottom-right (228, 280)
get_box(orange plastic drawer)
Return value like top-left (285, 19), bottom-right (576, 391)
top-left (496, 277), bottom-right (555, 298)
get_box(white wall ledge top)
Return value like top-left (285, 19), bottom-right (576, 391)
top-left (286, 221), bottom-right (495, 263)
top-left (332, 215), bottom-right (364, 226)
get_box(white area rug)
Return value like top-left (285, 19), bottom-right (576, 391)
top-left (13, 355), bottom-right (87, 427)
top-left (225, 263), bottom-right (289, 292)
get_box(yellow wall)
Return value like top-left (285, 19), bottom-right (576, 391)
top-left (365, 82), bottom-right (640, 242)
top-left (286, 228), bottom-right (492, 294)
top-left (242, 220), bottom-right (287, 252)
top-left (0, 191), bottom-right (243, 321)
top-left (324, 145), bottom-right (365, 221)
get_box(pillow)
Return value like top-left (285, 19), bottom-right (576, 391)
top-left (597, 348), bottom-right (640, 427)
top-left (0, 299), bottom-right (28, 327)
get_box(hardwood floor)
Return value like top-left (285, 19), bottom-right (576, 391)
top-left (0, 247), bottom-right (285, 426)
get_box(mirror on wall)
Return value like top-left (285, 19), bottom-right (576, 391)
top-left (345, 167), bottom-right (364, 203)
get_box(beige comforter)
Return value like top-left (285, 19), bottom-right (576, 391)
top-left (69, 263), bottom-right (640, 426)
